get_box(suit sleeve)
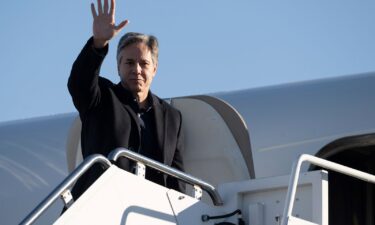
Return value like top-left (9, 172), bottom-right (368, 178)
top-left (166, 111), bottom-right (186, 193)
top-left (67, 37), bottom-right (108, 116)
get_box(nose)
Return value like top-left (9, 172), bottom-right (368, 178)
top-left (134, 63), bottom-right (142, 74)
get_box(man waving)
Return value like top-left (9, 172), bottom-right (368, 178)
top-left (68, 0), bottom-right (185, 200)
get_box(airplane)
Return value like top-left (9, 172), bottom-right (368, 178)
top-left (1, 72), bottom-right (375, 225)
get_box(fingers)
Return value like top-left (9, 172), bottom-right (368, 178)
top-left (115, 20), bottom-right (129, 32)
top-left (97, 0), bottom-right (103, 14)
top-left (110, 0), bottom-right (115, 16)
top-left (91, 3), bottom-right (97, 18)
top-left (103, 0), bottom-right (109, 14)
top-left (93, 0), bottom-right (112, 15)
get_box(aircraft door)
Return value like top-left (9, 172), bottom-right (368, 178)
top-left (171, 95), bottom-right (254, 193)
top-left (313, 134), bottom-right (375, 225)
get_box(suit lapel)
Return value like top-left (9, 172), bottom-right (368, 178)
top-left (152, 95), bottom-right (166, 163)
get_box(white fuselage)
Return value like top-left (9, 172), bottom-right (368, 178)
top-left (2, 72), bottom-right (375, 224)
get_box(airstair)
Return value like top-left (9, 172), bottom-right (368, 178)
top-left (20, 149), bottom-right (375, 225)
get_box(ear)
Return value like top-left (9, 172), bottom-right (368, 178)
top-left (152, 63), bottom-right (158, 77)
top-left (117, 63), bottom-right (122, 78)
top-left (117, 56), bottom-right (122, 78)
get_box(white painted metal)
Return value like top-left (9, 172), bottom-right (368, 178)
top-left (135, 162), bottom-right (146, 178)
top-left (2, 73), bottom-right (375, 224)
top-left (0, 113), bottom-right (75, 225)
top-left (65, 73), bottom-right (375, 181)
top-left (219, 170), bottom-right (328, 225)
top-left (108, 148), bottom-right (224, 205)
top-left (248, 203), bottom-right (264, 225)
top-left (25, 158), bottom-right (329, 225)
top-left (172, 98), bottom-right (250, 202)
top-left (24, 147), bottom-right (226, 224)
top-left (20, 154), bottom-right (112, 225)
top-left (66, 116), bottom-right (82, 173)
top-left (167, 189), bottom-right (221, 225)
top-left (55, 166), bottom-right (181, 225)
top-left (281, 154), bottom-right (375, 225)
top-left (287, 217), bottom-right (319, 225)
top-left (215, 73), bottom-right (375, 178)
top-left (66, 96), bottom-right (251, 204)
top-left (193, 185), bottom-right (203, 200)
top-left (56, 165), bottom-right (231, 225)
top-left (60, 189), bottom-right (73, 208)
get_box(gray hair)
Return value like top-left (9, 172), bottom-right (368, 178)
top-left (117, 32), bottom-right (159, 64)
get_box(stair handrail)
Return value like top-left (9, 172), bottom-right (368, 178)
top-left (281, 154), bottom-right (375, 225)
top-left (108, 147), bottom-right (224, 206)
top-left (20, 154), bottom-right (112, 225)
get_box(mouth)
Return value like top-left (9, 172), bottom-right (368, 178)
top-left (129, 78), bottom-right (143, 82)
top-left (128, 79), bottom-right (144, 87)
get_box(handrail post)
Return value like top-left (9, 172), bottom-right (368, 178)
top-left (281, 154), bottom-right (375, 225)
top-left (108, 147), bottom-right (224, 206)
top-left (20, 154), bottom-right (112, 225)
top-left (280, 154), bottom-right (307, 225)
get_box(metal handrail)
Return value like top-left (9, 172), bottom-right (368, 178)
top-left (108, 147), bottom-right (224, 206)
top-left (281, 154), bottom-right (375, 225)
top-left (20, 154), bottom-right (112, 225)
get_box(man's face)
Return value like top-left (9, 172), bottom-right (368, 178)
top-left (118, 42), bottom-right (157, 95)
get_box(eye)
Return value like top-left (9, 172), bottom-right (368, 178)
top-left (141, 61), bottom-right (150, 67)
top-left (125, 61), bottom-right (134, 65)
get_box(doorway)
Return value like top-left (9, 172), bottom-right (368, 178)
top-left (313, 134), bottom-right (375, 225)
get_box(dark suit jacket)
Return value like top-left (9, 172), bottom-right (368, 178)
top-left (68, 37), bottom-right (185, 199)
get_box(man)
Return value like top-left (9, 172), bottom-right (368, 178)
top-left (68, 0), bottom-right (185, 200)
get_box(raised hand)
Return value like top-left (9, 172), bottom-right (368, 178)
top-left (91, 0), bottom-right (129, 48)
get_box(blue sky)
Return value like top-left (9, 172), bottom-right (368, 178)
top-left (1, 0), bottom-right (375, 122)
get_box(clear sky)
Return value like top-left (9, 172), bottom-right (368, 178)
top-left (1, 0), bottom-right (375, 122)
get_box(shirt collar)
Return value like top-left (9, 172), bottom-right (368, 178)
top-left (115, 83), bottom-right (154, 113)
